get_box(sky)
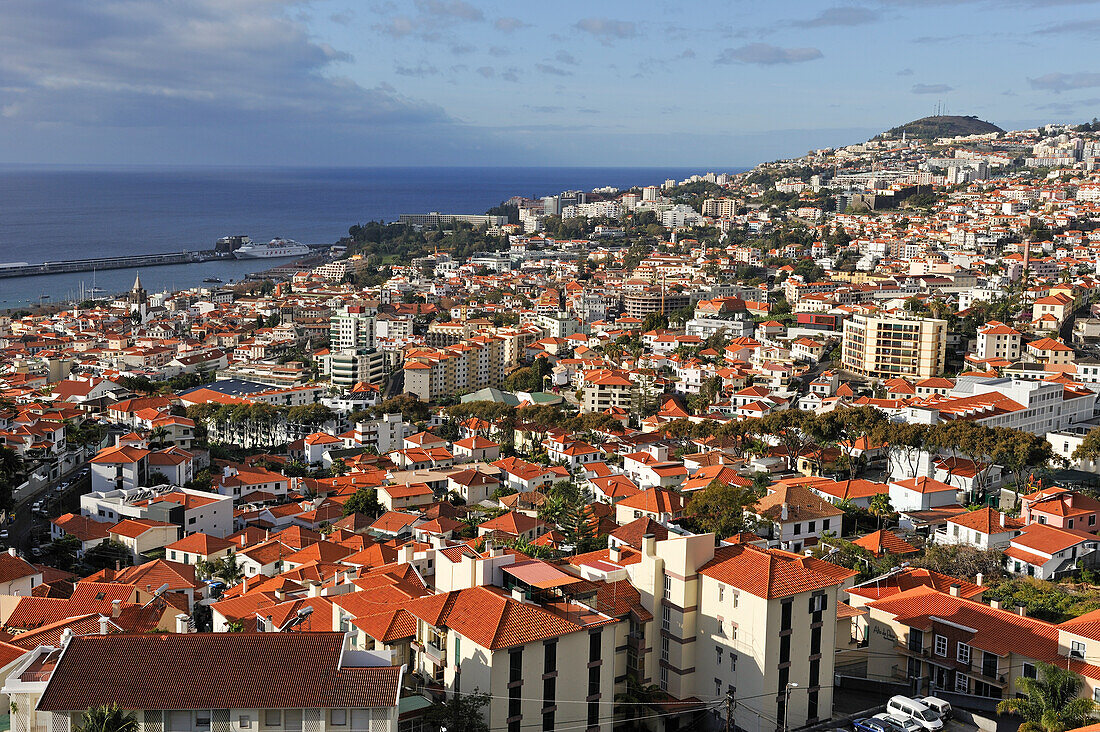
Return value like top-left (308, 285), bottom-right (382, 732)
top-left (0, 0), bottom-right (1098, 168)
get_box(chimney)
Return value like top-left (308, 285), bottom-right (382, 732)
top-left (99, 615), bottom-right (111, 636)
top-left (990, 599), bottom-right (1001, 610)
top-left (242, 576), bottom-right (248, 594)
top-left (112, 599), bottom-right (122, 618)
top-left (175, 614), bottom-right (190, 634)
top-left (976, 572), bottom-right (984, 587)
top-left (60, 628), bottom-right (74, 647)
top-left (308, 582), bottom-right (321, 598)
top-left (511, 587), bottom-right (526, 603)
top-left (115, 559), bottom-right (121, 572)
top-left (239, 535), bottom-right (246, 548)
top-left (483, 538), bottom-right (494, 555)
top-left (609, 545), bottom-right (622, 562)
top-left (781, 503), bottom-right (789, 521)
top-left (275, 589), bottom-right (286, 602)
top-left (6, 547), bottom-right (15, 557)
top-left (1000, 512), bottom-right (1006, 528)
top-left (1017, 605), bottom-right (1027, 617)
top-left (949, 584), bottom-right (960, 597)
top-left (642, 533), bottom-right (657, 558)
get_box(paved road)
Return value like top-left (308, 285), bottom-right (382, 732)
top-left (4, 462), bottom-right (90, 555)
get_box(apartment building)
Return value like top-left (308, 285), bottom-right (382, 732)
top-left (329, 349), bottom-right (386, 388)
top-left (403, 585), bottom-right (618, 732)
top-left (842, 313), bottom-right (947, 380)
top-left (626, 533), bottom-right (854, 732)
top-left (329, 304), bottom-right (376, 350)
top-left (403, 336), bottom-right (506, 402)
top-left (581, 369), bottom-right (636, 414)
top-left (4, 632), bottom-right (403, 732)
top-left (975, 321), bottom-right (1022, 361)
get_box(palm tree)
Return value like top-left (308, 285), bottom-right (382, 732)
top-left (148, 426), bottom-right (170, 449)
top-left (73, 705), bottom-right (138, 732)
top-left (868, 493), bottom-right (894, 530)
top-left (614, 676), bottom-right (663, 732)
top-left (997, 662), bottom-right (1097, 732)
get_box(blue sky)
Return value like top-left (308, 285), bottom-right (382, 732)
top-left (0, 0), bottom-right (1097, 167)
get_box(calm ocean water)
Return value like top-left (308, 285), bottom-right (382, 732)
top-left (0, 166), bottom-right (734, 308)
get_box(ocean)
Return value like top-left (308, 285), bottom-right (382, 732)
top-left (0, 166), bottom-right (736, 309)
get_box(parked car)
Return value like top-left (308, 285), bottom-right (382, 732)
top-left (32, 500), bottom-right (43, 513)
top-left (875, 713), bottom-right (921, 732)
top-left (886, 696), bottom-right (943, 731)
top-left (913, 697), bottom-right (952, 720)
top-left (853, 719), bottom-right (894, 732)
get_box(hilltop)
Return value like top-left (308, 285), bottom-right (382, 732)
top-left (882, 115), bottom-right (1004, 140)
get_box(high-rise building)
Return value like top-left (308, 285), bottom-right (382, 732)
top-left (842, 313), bottom-right (947, 379)
top-left (329, 304), bottom-right (376, 350)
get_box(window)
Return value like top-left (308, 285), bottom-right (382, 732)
top-left (1072, 641), bottom-right (1087, 659)
top-left (1023, 663), bottom-right (1037, 679)
top-left (716, 646), bottom-right (723, 665)
top-left (809, 594), bottom-right (827, 614)
top-left (715, 678), bottom-right (723, 697)
top-left (808, 521), bottom-right (816, 533)
top-left (544, 641), bottom-right (557, 673)
top-left (957, 643), bottom-right (971, 665)
top-left (823, 519), bottom-right (831, 531)
top-left (955, 674), bottom-right (969, 693)
top-left (934, 634), bottom-right (947, 657)
top-left (168, 712), bottom-right (191, 732)
top-left (719, 584), bottom-right (725, 602)
top-left (732, 591), bottom-right (739, 608)
top-left (239, 717), bottom-right (251, 729)
top-left (194, 713), bottom-right (211, 732)
top-left (781, 599), bottom-right (793, 631)
top-left (1091, 515), bottom-right (1097, 527)
top-left (730, 652), bottom-right (737, 673)
top-left (329, 711), bottom-right (346, 727)
top-left (659, 666), bottom-right (669, 691)
top-left (662, 606), bottom-right (671, 632)
top-left (661, 637), bottom-right (670, 662)
top-left (264, 711), bottom-right (281, 728)
top-left (1094, 688), bottom-right (1100, 704)
top-left (793, 523), bottom-right (802, 535)
top-left (664, 575), bottom-right (672, 600)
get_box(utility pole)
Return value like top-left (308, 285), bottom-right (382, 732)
top-left (725, 688), bottom-right (736, 732)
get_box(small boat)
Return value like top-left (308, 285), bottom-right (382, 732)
top-left (203, 277), bottom-right (223, 284)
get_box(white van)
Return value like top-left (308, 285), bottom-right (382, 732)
top-left (886, 696), bottom-right (943, 731)
top-left (914, 696), bottom-right (952, 720)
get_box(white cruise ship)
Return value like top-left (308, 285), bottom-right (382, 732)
top-left (233, 237), bottom-right (310, 259)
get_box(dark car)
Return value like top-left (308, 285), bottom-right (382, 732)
top-left (853, 718), bottom-right (894, 732)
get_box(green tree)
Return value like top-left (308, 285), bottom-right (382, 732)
top-left (614, 677), bottom-right (664, 732)
top-left (196, 551), bottom-right (243, 586)
top-left (342, 487), bottom-right (380, 517)
top-left (868, 493), bottom-right (894, 530)
top-left (0, 446), bottom-right (22, 510)
top-left (997, 662), bottom-right (1096, 732)
top-left (424, 690), bottom-right (491, 732)
top-left (685, 478), bottom-right (760, 538)
top-left (73, 705), bottom-right (139, 732)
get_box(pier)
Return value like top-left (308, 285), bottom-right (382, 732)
top-left (0, 243), bottom-right (332, 280)
top-left (0, 251), bottom-right (209, 279)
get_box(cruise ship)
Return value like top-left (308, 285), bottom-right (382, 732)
top-left (233, 237), bottom-right (311, 259)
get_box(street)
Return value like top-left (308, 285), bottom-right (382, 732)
top-left (4, 462), bottom-right (90, 556)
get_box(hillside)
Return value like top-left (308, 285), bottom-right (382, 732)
top-left (883, 115), bottom-right (1003, 140)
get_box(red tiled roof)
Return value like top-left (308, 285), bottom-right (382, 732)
top-left (36, 632), bottom-right (402, 711)
top-left (699, 544), bottom-right (855, 600)
top-left (851, 530), bottom-right (919, 556)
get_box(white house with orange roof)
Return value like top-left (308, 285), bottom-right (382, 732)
top-left (1005, 523), bottom-right (1100, 579)
top-left (932, 507), bottom-right (1023, 549)
top-left (1028, 337), bottom-right (1075, 365)
top-left (976, 321), bottom-right (1022, 361)
top-left (889, 476), bottom-right (960, 513)
top-left (303, 431), bottom-right (342, 464)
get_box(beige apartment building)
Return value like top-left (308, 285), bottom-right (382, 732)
top-left (842, 313), bottom-right (947, 380)
top-left (403, 335), bottom-right (506, 401)
top-left (627, 533), bottom-right (855, 732)
top-left (581, 369), bottom-right (636, 413)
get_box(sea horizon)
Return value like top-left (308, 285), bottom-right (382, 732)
top-left (0, 164), bottom-right (744, 309)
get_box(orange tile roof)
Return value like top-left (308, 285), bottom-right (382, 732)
top-left (699, 544), bottom-right (856, 600)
